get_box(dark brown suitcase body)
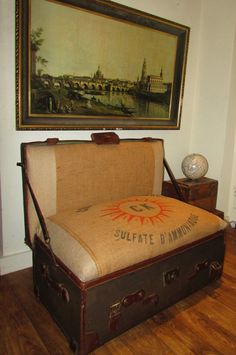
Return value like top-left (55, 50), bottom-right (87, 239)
top-left (33, 233), bottom-right (225, 354)
top-left (18, 134), bottom-right (226, 354)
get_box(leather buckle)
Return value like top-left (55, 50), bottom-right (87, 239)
top-left (209, 261), bottom-right (222, 281)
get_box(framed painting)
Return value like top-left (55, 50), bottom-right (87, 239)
top-left (16, 0), bottom-right (190, 130)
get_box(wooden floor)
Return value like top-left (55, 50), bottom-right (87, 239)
top-left (1, 230), bottom-right (236, 355)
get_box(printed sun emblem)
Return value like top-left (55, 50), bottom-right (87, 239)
top-left (101, 197), bottom-right (172, 225)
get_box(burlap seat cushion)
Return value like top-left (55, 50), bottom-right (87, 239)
top-left (40, 195), bottom-right (227, 282)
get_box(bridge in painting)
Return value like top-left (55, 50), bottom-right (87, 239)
top-left (34, 75), bottom-right (135, 93)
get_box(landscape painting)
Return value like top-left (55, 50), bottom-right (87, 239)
top-left (16, 0), bottom-right (190, 130)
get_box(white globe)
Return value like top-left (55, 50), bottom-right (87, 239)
top-left (181, 154), bottom-right (208, 180)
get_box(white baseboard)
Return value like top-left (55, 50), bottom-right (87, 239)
top-left (0, 250), bottom-right (32, 275)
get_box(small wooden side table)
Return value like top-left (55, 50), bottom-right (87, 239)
top-left (162, 177), bottom-right (224, 218)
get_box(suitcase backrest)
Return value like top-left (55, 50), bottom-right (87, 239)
top-left (21, 137), bottom-right (164, 246)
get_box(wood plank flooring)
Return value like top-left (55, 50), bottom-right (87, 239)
top-left (0, 229), bottom-right (236, 355)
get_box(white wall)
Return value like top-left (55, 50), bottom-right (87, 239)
top-left (0, 0), bottom-right (235, 275)
top-left (189, 0), bottom-right (236, 217)
top-left (221, 25), bottom-right (236, 221)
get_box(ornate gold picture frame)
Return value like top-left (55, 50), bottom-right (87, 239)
top-left (16, 0), bottom-right (190, 130)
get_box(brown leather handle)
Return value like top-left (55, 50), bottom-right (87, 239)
top-left (46, 138), bottom-right (59, 145)
top-left (122, 289), bottom-right (145, 307)
top-left (91, 132), bottom-right (120, 145)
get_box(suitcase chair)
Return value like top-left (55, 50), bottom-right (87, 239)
top-left (18, 132), bottom-right (227, 354)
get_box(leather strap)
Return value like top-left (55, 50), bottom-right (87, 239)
top-left (17, 162), bottom-right (58, 267)
top-left (164, 158), bottom-right (186, 202)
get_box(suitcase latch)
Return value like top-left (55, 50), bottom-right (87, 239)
top-left (163, 267), bottom-right (180, 286)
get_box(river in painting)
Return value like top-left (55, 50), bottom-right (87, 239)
top-left (32, 86), bottom-right (170, 119)
top-left (81, 91), bottom-right (169, 118)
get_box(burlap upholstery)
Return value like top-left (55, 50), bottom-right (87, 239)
top-left (45, 195), bottom-right (226, 281)
top-left (26, 140), bottom-right (164, 243)
top-left (25, 139), bottom-right (227, 282)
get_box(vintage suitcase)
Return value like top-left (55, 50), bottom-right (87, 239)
top-left (162, 177), bottom-right (218, 211)
top-left (18, 133), bottom-right (227, 354)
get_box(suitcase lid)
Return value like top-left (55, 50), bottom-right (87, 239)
top-left (18, 133), bottom-right (164, 247)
